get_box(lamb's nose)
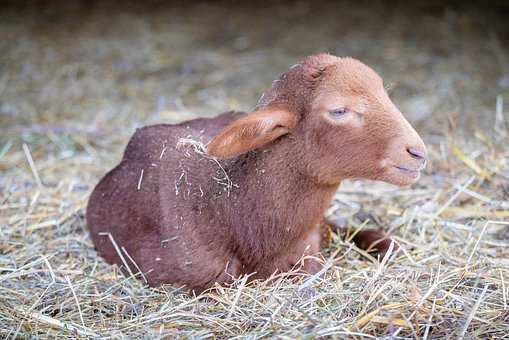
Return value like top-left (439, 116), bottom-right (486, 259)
top-left (407, 147), bottom-right (426, 160)
top-left (407, 147), bottom-right (427, 168)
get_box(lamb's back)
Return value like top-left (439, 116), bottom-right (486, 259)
top-left (123, 111), bottom-right (243, 163)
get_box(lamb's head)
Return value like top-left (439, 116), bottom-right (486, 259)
top-left (207, 54), bottom-right (427, 187)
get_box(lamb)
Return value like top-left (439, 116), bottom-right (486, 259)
top-left (86, 54), bottom-right (427, 291)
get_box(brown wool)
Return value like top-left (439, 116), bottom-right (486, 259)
top-left (87, 54), bottom-right (427, 291)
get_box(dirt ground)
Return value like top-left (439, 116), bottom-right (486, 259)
top-left (1, 1), bottom-right (509, 338)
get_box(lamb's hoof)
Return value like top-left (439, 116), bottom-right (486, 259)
top-left (352, 229), bottom-right (398, 258)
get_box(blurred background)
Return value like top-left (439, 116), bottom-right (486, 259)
top-left (1, 0), bottom-right (508, 149)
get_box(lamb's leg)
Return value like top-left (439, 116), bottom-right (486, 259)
top-left (299, 230), bottom-right (323, 275)
top-left (213, 256), bottom-right (242, 284)
top-left (321, 218), bottom-right (397, 257)
top-left (191, 256), bottom-right (242, 294)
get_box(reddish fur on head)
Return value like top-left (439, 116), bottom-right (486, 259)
top-left (208, 54), bottom-right (427, 187)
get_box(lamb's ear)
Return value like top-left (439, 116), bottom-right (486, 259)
top-left (207, 108), bottom-right (297, 159)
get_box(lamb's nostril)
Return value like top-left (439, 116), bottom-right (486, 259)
top-left (407, 147), bottom-right (427, 160)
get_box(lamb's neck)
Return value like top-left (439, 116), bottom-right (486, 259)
top-left (223, 139), bottom-right (340, 235)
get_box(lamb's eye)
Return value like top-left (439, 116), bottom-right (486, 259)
top-left (329, 108), bottom-right (349, 118)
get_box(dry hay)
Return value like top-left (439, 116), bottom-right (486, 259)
top-left (1, 119), bottom-right (508, 338)
top-left (176, 137), bottom-right (237, 196)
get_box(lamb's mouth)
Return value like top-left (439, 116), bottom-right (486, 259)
top-left (393, 165), bottom-right (420, 178)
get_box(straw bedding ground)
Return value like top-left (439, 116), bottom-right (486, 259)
top-left (2, 130), bottom-right (508, 338)
top-left (1, 1), bottom-right (509, 338)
